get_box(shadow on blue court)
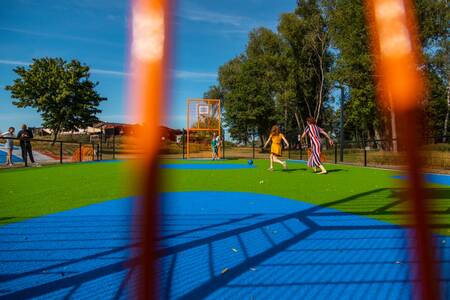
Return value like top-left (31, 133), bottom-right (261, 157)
top-left (0, 197), bottom-right (137, 300)
top-left (157, 191), bottom-right (449, 299)
top-left (0, 191), bottom-right (449, 299)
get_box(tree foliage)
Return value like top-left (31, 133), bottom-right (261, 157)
top-left (206, 0), bottom-right (449, 142)
top-left (206, 0), bottom-right (333, 143)
top-left (5, 57), bottom-right (106, 143)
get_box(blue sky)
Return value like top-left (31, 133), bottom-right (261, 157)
top-left (0, 0), bottom-right (296, 132)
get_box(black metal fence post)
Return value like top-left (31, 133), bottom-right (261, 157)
top-left (364, 141), bottom-right (367, 167)
top-left (79, 143), bottom-right (82, 162)
top-left (252, 129), bottom-right (255, 159)
top-left (300, 146), bottom-right (302, 160)
top-left (182, 129), bottom-right (185, 159)
top-left (97, 143), bottom-right (100, 161)
top-left (222, 135), bottom-right (225, 159)
top-left (334, 143), bottom-right (337, 164)
top-left (92, 143), bottom-right (95, 161)
top-left (100, 134), bottom-right (103, 160)
top-left (112, 133), bottom-right (116, 160)
top-left (288, 142), bottom-right (291, 160)
top-left (60, 141), bottom-right (63, 164)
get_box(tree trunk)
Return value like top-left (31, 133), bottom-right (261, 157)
top-left (388, 91), bottom-right (398, 152)
top-left (443, 82), bottom-right (450, 142)
top-left (315, 55), bottom-right (325, 122)
top-left (51, 128), bottom-right (60, 145)
top-left (294, 111), bottom-right (305, 132)
top-left (284, 104), bottom-right (288, 133)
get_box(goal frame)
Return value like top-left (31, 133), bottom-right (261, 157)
top-left (186, 98), bottom-right (221, 159)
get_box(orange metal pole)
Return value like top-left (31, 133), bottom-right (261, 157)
top-left (128, 0), bottom-right (171, 299)
top-left (197, 102), bottom-right (200, 129)
top-left (218, 99), bottom-right (221, 158)
top-left (366, 1), bottom-right (439, 299)
top-left (187, 99), bottom-right (190, 159)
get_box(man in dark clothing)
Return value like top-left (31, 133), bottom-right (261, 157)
top-left (17, 124), bottom-right (35, 166)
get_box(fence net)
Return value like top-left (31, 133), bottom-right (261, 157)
top-left (158, 134), bottom-right (450, 173)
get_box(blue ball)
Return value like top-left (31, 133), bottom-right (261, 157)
top-left (248, 159), bottom-right (253, 166)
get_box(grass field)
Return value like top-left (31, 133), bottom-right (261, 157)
top-left (0, 161), bottom-right (132, 224)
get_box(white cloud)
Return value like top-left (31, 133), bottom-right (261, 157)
top-left (91, 68), bottom-right (129, 77)
top-left (0, 27), bottom-right (122, 47)
top-left (0, 59), bottom-right (29, 66)
top-left (175, 2), bottom-right (279, 36)
top-left (0, 59), bottom-right (128, 77)
top-left (180, 9), bottom-right (247, 27)
top-left (172, 70), bottom-right (217, 80)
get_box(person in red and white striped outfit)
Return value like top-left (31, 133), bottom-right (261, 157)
top-left (301, 117), bottom-right (333, 174)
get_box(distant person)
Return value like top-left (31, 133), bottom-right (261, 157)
top-left (211, 132), bottom-right (219, 160)
top-left (1, 127), bottom-right (15, 167)
top-left (264, 125), bottom-right (289, 171)
top-left (216, 134), bottom-right (222, 153)
top-left (301, 117), bottom-right (333, 174)
top-left (17, 124), bottom-right (37, 167)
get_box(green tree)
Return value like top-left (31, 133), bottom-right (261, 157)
top-left (207, 29), bottom-right (284, 145)
top-left (325, 0), bottom-right (381, 142)
top-left (5, 57), bottom-right (106, 143)
top-left (415, 0), bottom-right (449, 138)
top-left (326, 0), bottom-right (449, 141)
top-left (278, 0), bottom-right (332, 133)
top-left (210, 2), bottom-right (334, 144)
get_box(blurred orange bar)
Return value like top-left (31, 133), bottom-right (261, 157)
top-left (369, 0), bottom-right (424, 111)
top-left (128, 0), bottom-right (171, 299)
top-left (366, 0), bottom-right (439, 299)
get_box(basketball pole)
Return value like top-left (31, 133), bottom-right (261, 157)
top-left (218, 100), bottom-right (222, 158)
top-left (186, 98), bottom-right (190, 159)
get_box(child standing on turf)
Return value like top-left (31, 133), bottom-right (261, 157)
top-left (1, 127), bottom-right (15, 167)
top-left (301, 117), bottom-right (333, 174)
top-left (211, 132), bottom-right (219, 160)
top-left (264, 125), bottom-right (289, 171)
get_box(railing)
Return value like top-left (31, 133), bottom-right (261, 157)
top-left (159, 132), bottom-right (450, 172)
top-left (3, 132), bottom-right (448, 172)
top-left (0, 136), bottom-right (103, 167)
top-left (0, 133), bottom-right (147, 168)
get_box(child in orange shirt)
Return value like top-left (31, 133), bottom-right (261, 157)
top-left (263, 125), bottom-right (289, 171)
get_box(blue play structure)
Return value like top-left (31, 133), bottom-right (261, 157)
top-left (0, 145), bottom-right (22, 164)
top-left (160, 163), bottom-right (255, 170)
top-left (393, 174), bottom-right (450, 186)
top-left (1, 191), bottom-right (449, 299)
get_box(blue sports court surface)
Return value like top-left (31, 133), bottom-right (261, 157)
top-left (1, 190), bottom-right (449, 299)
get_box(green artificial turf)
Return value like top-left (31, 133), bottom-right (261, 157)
top-left (161, 159), bottom-right (395, 203)
top-left (1, 159), bottom-right (448, 235)
top-left (0, 162), bottom-right (132, 225)
top-left (161, 159), bottom-right (450, 233)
